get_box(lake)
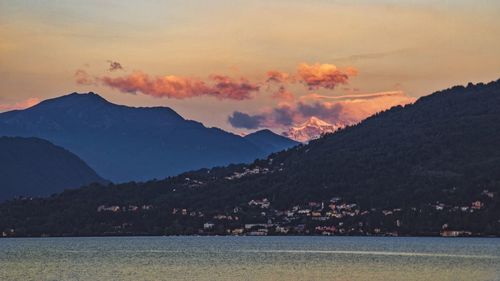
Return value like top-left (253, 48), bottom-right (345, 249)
top-left (1, 236), bottom-right (499, 281)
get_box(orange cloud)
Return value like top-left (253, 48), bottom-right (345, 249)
top-left (100, 71), bottom-right (259, 100)
top-left (297, 63), bottom-right (357, 90)
top-left (209, 75), bottom-right (260, 100)
top-left (0, 97), bottom-right (40, 112)
top-left (266, 70), bottom-right (292, 83)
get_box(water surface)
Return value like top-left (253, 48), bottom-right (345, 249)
top-left (1, 236), bottom-right (499, 281)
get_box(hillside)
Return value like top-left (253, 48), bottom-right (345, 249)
top-left (0, 137), bottom-right (105, 201)
top-left (0, 92), bottom-right (296, 182)
top-left (1, 80), bottom-right (499, 237)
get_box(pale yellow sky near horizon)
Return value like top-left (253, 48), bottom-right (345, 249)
top-left (1, 0), bottom-right (499, 132)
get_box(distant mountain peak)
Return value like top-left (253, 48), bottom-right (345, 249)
top-left (32, 92), bottom-right (111, 110)
top-left (248, 129), bottom-right (275, 136)
top-left (244, 129), bottom-right (299, 154)
top-left (282, 116), bottom-right (344, 142)
top-left (299, 116), bottom-right (333, 128)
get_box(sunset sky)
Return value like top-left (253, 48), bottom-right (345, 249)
top-left (1, 0), bottom-right (499, 133)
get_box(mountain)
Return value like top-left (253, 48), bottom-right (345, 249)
top-left (1, 80), bottom-right (500, 237)
top-left (0, 92), bottom-right (287, 182)
top-left (244, 129), bottom-right (299, 155)
top-left (282, 116), bottom-right (343, 142)
top-left (0, 137), bottom-right (105, 202)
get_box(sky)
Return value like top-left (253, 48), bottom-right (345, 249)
top-left (1, 0), bottom-right (499, 133)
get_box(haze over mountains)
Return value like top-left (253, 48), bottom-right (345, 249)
top-left (1, 80), bottom-right (499, 237)
top-left (0, 93), bottom-right (298, 183)
top-left (0, 137), bottom-right (105, 201)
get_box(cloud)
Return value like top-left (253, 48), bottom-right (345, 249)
top-left (74, 69), bottom-right (95, 85)
top-left (266, 70), bottom-right (292, 83)
top-left (100, 71), bottom-right (259, 100)
top-left (75, 62), bottom-right (358, 101)
top-left (0, 97), bottom-right (40, 112)
top-left (297, 63), bottom-right (357, 90)
top-left (209, 75), bottom-right (260, 100)
top-left (107, 60), bottom-right (124, 72)
top-left (296, 102), bottom-right (343, 122)
top-left (300, 91), bottom-right (407, 102)
top-left (228, 111), bottom-right (265, 129)
top-left (271, 104), bottom-right (295, 126)
top-left (271, 86), bottom-right (295, 102)
top-left (228, 90), bottom-right (415, 129)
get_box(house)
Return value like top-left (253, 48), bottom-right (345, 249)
top-left (311, 216), bottom-right (329, 221)
top-left (244, 223), bottom-right (269, 230)
top-left (482, 190), bottom-right (494, 198)
top-left (308, 202), bottom-right (321, 208)
top-left (97, 205), bottom-right (120, 212)
top-left (440, 230), bottom-right (472, 237)
top-left (275, 226), bottom-right (289, 234)
top-left (297, 209), bottom-right (311, 215)
top-left (248, 229), bottom-right (268, 236)
top-left (471, 201), bottom-right (483, 210)
top-left (330, 197), bottom-right (342, 203)
top-left (248, 198), bottom-right (270, 209)
top-left (231, 228), bottom-right (244, 235)
top-left (382, 210), bottom-right (393, 216)
top-left (203, 222), bottom-right (215, 230)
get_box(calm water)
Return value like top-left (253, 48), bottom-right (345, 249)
top-left (1, 236), bottom-right (499, 281)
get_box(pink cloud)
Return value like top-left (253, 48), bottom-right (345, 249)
top-left (0, 98), bottom-right (40, 112)
top-left (99, 71), bottom-right (259, 100)
top-left (266, 70), bottom-right (292, 83)
top-left (296, 63), bottom-right (357, 90)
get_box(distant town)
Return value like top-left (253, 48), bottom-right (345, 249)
top-left (90, 190), bottom-right (493, 237)
top-left (4, 189), bottom-right (492, 238)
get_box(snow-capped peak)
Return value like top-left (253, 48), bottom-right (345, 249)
top-left (282, 116), bottom-right (344, 142)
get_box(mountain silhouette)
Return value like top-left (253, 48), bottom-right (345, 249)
top-left (0, 92), bottom-right (297, 182)
top-left (244, 129), bottom-right (299, 155)
top-left (0, 137), bottom-right (105, 201)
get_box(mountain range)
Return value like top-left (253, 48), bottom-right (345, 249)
top-left (1, 80), bottom-right (499, 237)
top-left (0, 93), bottom-right (298, 183)
top-left (0, 137), bottom-right (105, 201)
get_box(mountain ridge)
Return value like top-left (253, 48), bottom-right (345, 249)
top-left (244, 129), bottom-right (299, 154)
top-left (0, 92), bottom-right (297, 182)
